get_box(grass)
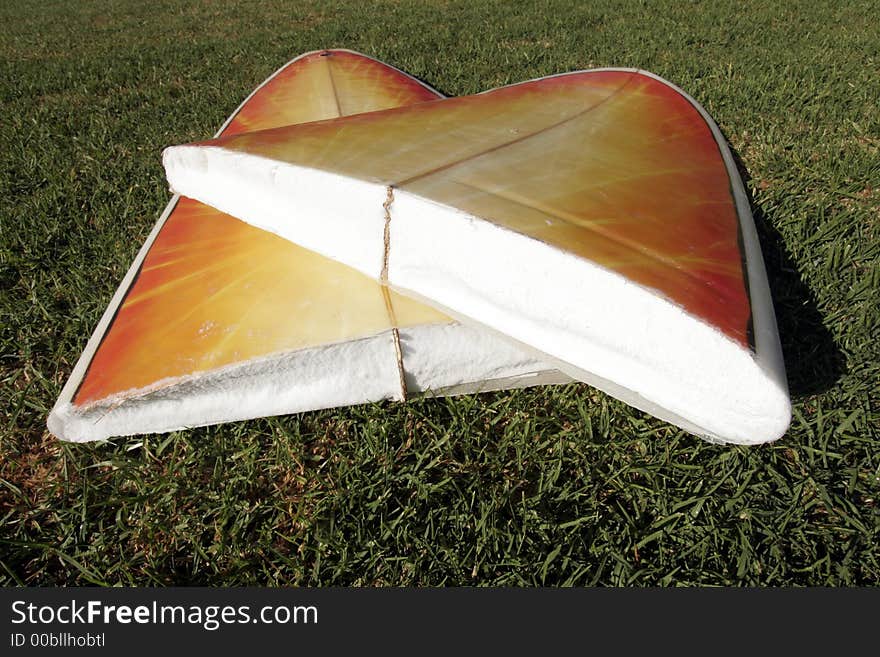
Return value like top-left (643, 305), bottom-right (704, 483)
top-left (1, 0), bottom-right (878, 586)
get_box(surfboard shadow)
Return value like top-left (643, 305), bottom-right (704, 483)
top-left (728, 147), bottom-right (845, 398)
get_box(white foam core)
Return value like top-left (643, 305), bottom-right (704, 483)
top-left (49, 323), bottom-right (562, 442)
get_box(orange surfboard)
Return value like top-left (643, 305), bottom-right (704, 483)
top-left (165, 66), bottom-right (790, 444)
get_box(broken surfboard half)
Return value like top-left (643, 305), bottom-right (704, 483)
top-left (48, 50), bottom-right (570, 443)
top-left (164, 64), bottom-right (791, 445)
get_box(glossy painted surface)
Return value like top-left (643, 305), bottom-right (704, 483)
top-left (209, 71), bottom-right (751, 347)
top-left (75, 51), bottom-right (445, 405)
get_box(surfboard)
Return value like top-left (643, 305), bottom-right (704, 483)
top-left (164, 66), bottom-right (791, 444)
top-left (49, 50), bottom-right (568, 442)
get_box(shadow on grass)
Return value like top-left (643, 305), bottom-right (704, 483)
top-left (728, 148), bottom-right (845, 398)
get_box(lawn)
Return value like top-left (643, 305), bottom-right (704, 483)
top-left (1, 0), bottom-right (877, 585)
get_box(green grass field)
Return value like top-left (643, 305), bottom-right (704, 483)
top-left (1, 0), bottom-right (878, 586)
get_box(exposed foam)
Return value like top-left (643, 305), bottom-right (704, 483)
top-left (399, 321), bottom-right (570, 394)
top-left (390, 192), bottom-right (790, 444)
top-left (49, 323), bottom-right (563, 442)
top-left (49, 331), bottom-right (400, 442)
top-left (163, 146), bottom-right (388, 278)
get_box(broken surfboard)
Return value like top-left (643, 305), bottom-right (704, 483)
top-left (163, 65), bottom-right (791, 445)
